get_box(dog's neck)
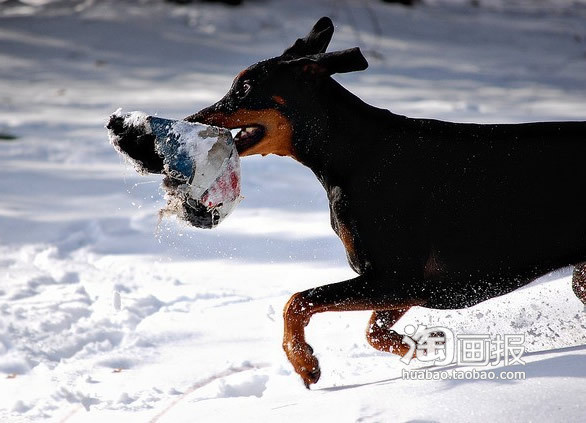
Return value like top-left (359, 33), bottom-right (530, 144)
top-left (290, 78), bottom-right (404, 189)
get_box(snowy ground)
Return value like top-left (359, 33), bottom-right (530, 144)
top-left (1, 0), bottom-right (586, 421)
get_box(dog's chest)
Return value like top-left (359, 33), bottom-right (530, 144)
top-left (327, 186), bottom-right (368, 274)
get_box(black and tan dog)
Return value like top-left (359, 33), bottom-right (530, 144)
top-left (112, 17), bottom-right (586, 387)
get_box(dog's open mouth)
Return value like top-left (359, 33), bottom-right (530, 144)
top-left (233, 125), bottom-right (265, 153)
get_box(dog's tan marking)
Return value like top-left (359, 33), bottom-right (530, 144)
top-left (235, 69), bottom-right (248, 81)
top-left (198, 109), bottom-right (295, 159)
top-left (366, 307), bottom-right (412, 356)
top-left (282, 293), bottom-right (319, 387)
top-left (337, 222), bottom-right (356, 260)
top-left (424, 248), bottom-right (444, 279)
top-left (272, 95), bottom-right (286, 105)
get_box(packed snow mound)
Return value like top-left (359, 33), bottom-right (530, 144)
top-left (108, 110), bottom-right (242, 229)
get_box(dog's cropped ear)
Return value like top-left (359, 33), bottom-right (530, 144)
top-left (313, 48), bottom-right (369, 74)
top-left (283, 17), bottom-right (334, 58)
top-left (284, 48), bottom-right (369, 76)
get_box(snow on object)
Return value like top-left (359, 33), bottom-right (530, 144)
top-left (108, 109), bottom-right (242, 229)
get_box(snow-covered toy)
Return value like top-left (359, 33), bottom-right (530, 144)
top-left (107, 109), bottom-right (241, 228)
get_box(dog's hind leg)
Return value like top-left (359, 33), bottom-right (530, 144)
top-left (282, 274), bottom-right (424, 387)
top-left (366, 307), bottom-right (412, 356)
top-left (572, 262), bottom-right (586, 305)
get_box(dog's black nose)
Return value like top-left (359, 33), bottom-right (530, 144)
top-left (108, 115), bottom-right (164, 174)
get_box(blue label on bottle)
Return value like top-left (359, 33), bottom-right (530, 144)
top-left (148, 116), bottom-right (194, 180)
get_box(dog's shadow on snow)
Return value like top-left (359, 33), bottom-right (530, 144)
top-left (319, 344), bottom-right (586, 393)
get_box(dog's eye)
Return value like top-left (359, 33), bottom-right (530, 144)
top-left (237, 81), bottom-right (251, 99)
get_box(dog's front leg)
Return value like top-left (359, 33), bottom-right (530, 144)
top-left (282, 274), bottom-right (423, 387)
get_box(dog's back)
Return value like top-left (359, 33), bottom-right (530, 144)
top-left (419, 119), bottom-right (586, 306)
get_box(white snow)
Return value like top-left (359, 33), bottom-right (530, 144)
top-left (0, 0), bottom-right (585, 421)
top-left (122, 111), bottom-right (150, 135)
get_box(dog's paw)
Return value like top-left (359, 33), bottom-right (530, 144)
top-left (283, 339), bottom-right (321, 388)
top-left (367, 326), bottom-right (414, 357)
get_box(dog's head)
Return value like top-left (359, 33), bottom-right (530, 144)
top-left (185, 17), bottom-right (368, 159)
